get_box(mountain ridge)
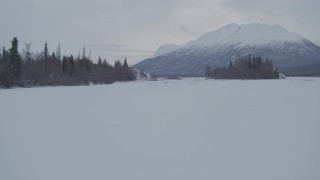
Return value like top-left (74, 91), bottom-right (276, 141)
top-left (134, 23), bottom-right (320, 76)
top-left (153, 44), bottom-right (179, 57)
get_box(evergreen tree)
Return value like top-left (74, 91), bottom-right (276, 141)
top-left (123, 57), bottom-right (128, 68)
top-left (82, 45), bottom-right (86, 60)
top-left (0, 37), bottom-right (136, 88)
top-left (52, 51), bottom-right (56, 60)
top-left (114, 60), bottom-right (122, 69)
top-left (102, 59), bottom-right (108, 68)
top-left (9, 37), bottom-right (22, 80)
top-left (208, 55), bottom-right (279, 79)
top-left (98, 57), bottom-right (102, 66)
top-left (44, 42), bottom-right (49, 60)
top-left (2, 47), bottom-right (9, 63)
top-left (43, 42), bottom-right (52, 77)
top-left (69, 55), bottom-right (75, 76)
top-left (62, 56), bottom-right (68, 74)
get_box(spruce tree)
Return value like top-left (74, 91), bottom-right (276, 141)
top-left (69, 55), bottom-right (75, 76)
top-left (114, 60), bottom-right (122, 69)
top-left (52, 51), bottom-right (56, 60)
top-left (98, 57), bottom-right (102, 66)
top-left (62, 56), bottom-right (68, 74)
top-left (123, 57), bottom-right (128, 68)
top-left (9, 37), bottom-right (21, 80)
top-left (82, 45), bottom-right (86, 60)
top-left (2, 48), bottom-right (9, 63)
top-left (44, 42), bottom-right (49, 60)
top-left (102, 59), bottom-right (108, 68)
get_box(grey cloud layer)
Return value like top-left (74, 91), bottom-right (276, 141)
top-left (1, 0), bottom-right (319, 64)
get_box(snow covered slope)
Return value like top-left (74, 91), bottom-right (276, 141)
top-left (184, 23), bottom-right (303, 47)
top-left (1, 78), bottom-right (320, 180)
top-left (153, 44), bottom-right (179, 57)
top-left (134, 23), bottom-right (320, 76)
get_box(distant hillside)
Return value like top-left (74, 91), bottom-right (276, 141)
top-left (134, 23), bottom-right (320, 76)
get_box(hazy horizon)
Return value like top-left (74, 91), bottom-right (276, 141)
top-left (1, 0), bottom-right (319, 65)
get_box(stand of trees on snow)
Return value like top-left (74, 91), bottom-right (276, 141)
top-left (205, 55), bottom-right (280, 79)
top-left (0, 37), bottom-right (136, 88)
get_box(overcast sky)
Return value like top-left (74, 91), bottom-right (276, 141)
top-left (1, 0), bottom-right (319, 65)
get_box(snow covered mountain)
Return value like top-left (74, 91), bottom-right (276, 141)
top-left (153, 44), bottom-right (179, 57)
top-left (134, 23), bottom-right (320, 76)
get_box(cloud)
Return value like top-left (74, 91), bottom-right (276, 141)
top-left (1, 0), bottom-right (320, 65)
top-left (220, 0), bottom-right (320, 40)
top-left (85, 43), bottom-right (154, 65)
top-left (86, 44), bottom-right (153, 54)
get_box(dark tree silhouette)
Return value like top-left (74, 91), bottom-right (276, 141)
top-left (0, 37), bottom-right (136, 88)
top-left (123, 57), bottom-right (129, 68)
top-left (205, 55), bottom-right (280, 79)
top-left (98, 57), bottom-right (102, 66)
top-left (44, 42), bottom-right (49, 60)
top-left (9, 37), bottom-right (22, 81)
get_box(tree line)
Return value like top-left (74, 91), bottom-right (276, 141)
top-left (0, 37), bottom-right (136, 88)
top-left (205, 55), bottom-right (280, 79)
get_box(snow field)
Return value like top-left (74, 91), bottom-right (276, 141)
top-left (0, 77), bottom-right (320, 180)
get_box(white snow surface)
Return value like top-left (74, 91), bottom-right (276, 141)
top-left (182, 23), bottom-right (304, 48)
top-left (1, 77), bottom-right (320, 180)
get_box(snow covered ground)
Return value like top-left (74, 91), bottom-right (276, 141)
top-left (1, 77), bottom-right (320, 180)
